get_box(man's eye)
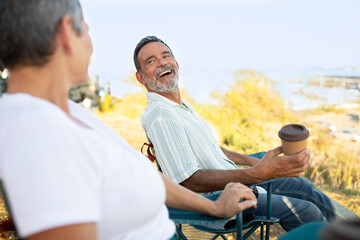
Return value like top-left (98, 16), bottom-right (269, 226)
top-left (146, 60), bottom-right (154, 65)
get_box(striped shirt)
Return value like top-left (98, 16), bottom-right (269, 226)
top-left (141, 92), bottom-right (238, 184)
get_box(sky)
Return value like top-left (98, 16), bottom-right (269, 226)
top-left (80, 0), bottom-right (360, 102)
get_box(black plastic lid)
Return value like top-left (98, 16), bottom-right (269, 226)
top-left (278, 124), bottom-right (310, 141)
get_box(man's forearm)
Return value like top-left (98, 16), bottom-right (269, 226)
top-left (182, 147), bottom-right (311, 193)
top-left (181, 168), bottom-right (265, 193)
top-left (221, 147), bottom-right (260, 166)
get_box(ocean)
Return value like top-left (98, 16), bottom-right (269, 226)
top-left (97, 66), bottom-right (360, 111)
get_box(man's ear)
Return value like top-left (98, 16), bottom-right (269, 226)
top-left (136, 71), bottom-right (145, 85)
top-left (57, 15), bottom-right (77, 54)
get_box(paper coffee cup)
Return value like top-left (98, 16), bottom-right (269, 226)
top-left (278, 124), bottom-right (310, 155)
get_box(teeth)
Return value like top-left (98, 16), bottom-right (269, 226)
top-left (159, 70), bottom-right (171, 77)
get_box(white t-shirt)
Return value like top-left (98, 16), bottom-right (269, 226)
top-left (0, 93), bottom-right (175, 240)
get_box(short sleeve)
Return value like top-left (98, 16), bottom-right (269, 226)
top-left (147, 115), bottom-right (200, 183)
top-left (2, 114), bottom-right (102, 237)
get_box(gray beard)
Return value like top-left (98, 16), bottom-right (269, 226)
top-left (142, 69), bottom-right (179, 93)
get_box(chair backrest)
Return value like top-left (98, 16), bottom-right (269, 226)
top-left (141, 141), bottom-right (164, 172)
top-left (140, 142), bottom-right (156, 162)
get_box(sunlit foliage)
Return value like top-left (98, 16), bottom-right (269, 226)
top-left (195, 69), bottom-right (293, 154)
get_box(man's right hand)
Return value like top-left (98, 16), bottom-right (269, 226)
top-left (255, 147), bottom-right (311, 180)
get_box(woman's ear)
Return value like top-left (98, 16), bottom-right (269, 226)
top-left (57, 15), bottom-right (77, 54)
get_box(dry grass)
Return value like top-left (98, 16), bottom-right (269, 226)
top-left (175, 224), bottom-right (285, 240)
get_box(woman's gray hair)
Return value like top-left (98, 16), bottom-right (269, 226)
top-left (0, 0), bottom-right (83, 68)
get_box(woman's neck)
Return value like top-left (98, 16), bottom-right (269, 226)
top-left (6, 63), bottom-right (71, 113)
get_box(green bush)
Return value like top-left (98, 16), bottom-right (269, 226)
top-left (195, 69), bottom-right (293, 154)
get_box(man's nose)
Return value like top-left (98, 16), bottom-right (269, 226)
top-left (157, 58), bottom-right (167, 67)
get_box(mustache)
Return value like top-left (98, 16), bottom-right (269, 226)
top-left (154, 65), bottom-right (175, 78)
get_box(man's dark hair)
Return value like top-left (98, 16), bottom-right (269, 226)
top-left (0, 0), bottom-right (83, 69)
top-left (133, 36), bottom-right (174, 72)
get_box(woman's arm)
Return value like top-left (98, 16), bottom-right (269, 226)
top-left (161, 174), bottom-right (257, 218)
top-left (27, 223), bottom-right (97, 240)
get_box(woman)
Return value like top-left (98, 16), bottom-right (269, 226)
top-left (0, 1), bottom-right (257, 239)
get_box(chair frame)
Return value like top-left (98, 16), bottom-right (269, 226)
top-left (168, 179), bottom-right (278, 240)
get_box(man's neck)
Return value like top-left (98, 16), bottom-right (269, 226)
top-left (151, 88), bottom-right (182, 105)
top-left (6, 60), bottom-right (72, 113)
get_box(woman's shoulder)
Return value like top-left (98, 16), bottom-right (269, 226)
top-left (0, 94), bottom-right (83, 152)
top-left (0, 93), bottom-right (69, 126)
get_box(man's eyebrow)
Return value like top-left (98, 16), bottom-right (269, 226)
top-left (143, 50), bottom-right (172, 64)
top-left (143, 55), bottom-right (155, 64)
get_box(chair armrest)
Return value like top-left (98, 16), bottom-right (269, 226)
top-left (247, 178), bottom-right (275, 187)
top-left (247, 151), bottom-right (266, 160)
top-left (168, 207), bottom-right (244, 238)
top-left (168, 207), bottom-right (235, 225)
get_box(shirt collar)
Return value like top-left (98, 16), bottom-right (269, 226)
top-left (146, 92), bottom-right (189, 108)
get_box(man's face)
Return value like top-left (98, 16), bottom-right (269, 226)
top-left (137, 41), bottom-right (179, 93)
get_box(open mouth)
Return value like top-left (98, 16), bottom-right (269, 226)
top-left (158, 69), bottom-right (172, 78)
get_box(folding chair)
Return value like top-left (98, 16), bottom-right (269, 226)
top-left (141, 143), bottom-right (279, 240)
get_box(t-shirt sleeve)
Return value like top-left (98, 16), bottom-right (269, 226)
top-left (2, 115), bottom-right (102, 237)
top-left (147, 115), bottom-right (200, 183)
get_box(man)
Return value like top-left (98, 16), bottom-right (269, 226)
top-left (134, 35), bottom-right (359, 231)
